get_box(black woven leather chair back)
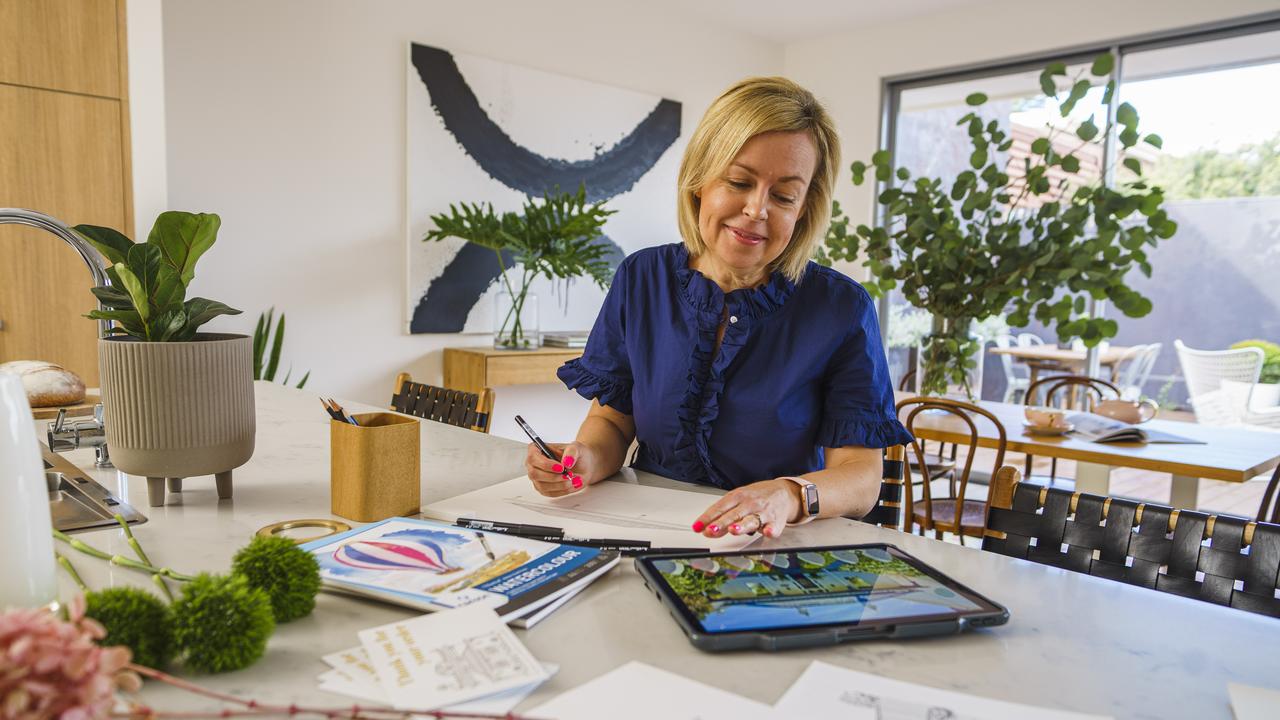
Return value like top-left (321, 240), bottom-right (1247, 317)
top-left (391, 374), bottom-right (493, 433)
top-left (1025, 375), bottom-right (1119, 412)
top-left (983, 480), bottom-right (1280, 618)
top-left (859, 446), bottom-right (906, 529)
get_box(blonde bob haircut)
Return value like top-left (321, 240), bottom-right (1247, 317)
top-left (676, 76), bottom-right (840, 283)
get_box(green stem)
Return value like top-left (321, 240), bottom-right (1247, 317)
top-left (53, 530), bottom-right (196, 583)
top-left (115, 514), bottom-right (174, 601)
top-left (56, 552), bottom-right (90, 592)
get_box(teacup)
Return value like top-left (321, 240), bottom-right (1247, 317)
top-left (1024, 406), bottom-right (1070, 430)
top-left (1094, 398), bottom-right (1158, 424)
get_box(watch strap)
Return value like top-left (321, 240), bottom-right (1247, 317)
top-left (779, 476), bottom-right (819, 524)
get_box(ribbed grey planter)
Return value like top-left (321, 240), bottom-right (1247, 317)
top-left (99, 333), bottom-right (256, 507)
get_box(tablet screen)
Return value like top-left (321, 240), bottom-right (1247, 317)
top-left (646, 545), bottom-right (991, 634)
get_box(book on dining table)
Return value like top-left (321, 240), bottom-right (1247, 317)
top-left (1067, 413), bottom-right (1204, 444)
top-left (299, 517), bottom-right (619, 625)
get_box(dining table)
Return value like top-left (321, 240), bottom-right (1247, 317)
top-left (896, 391), bottom-right (1280, 510)
top-left (45, 383), bottom-right (1280, 718)
top-left (989, 344), bottom-right (1134, 388)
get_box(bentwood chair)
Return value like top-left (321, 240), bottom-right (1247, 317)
top-left (391, 373), bottom-right (494, 433)
top-left (1258, 463), bottom-right (1280, 524)
top-left (897, 396), bottom-right (1009, 544)
top-left (983, 472), bottom-right (1280, 618)
top-left (897, 371), bottom-right (958, 481)
top-left (1021, 375), bottom-right (1121, 488)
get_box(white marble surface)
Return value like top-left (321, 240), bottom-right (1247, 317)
top-left (52, 383), bottom-right (1280, 719)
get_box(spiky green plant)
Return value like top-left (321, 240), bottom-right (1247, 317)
top-left (231, 536), bottom-right (321, 623)
top-left (84, 587), bottom-right (175, 669)
top-left (252, 308), bottom-right (309, 388)
top-left (171, 574), bottom-right (275, 673)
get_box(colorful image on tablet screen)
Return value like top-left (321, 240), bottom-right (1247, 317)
top-left (651, 547), bottom-right (984, 633)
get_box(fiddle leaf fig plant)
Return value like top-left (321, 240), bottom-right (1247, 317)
top-left (76, 212), bottom-right (241, 341)
top-left (825, 53), bottom-right (1174, 398)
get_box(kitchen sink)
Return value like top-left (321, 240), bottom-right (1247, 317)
top-left (42, 443), bottom-right (146, 533)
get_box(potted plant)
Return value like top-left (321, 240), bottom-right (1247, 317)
top-left (425, 185), bottom-right (614, 349)
top-left (76, 212), bottom-right (252, 507)
top-left (824, 53), bottom-right (1175, 399)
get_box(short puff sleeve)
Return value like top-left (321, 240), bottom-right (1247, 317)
top-left (556, 259), bottom-right (635, 414)
top-left (817, 289), bottom-right (914, 449)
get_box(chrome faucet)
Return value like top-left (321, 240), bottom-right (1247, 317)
top-left (1, 208), bottom-right (113, 466)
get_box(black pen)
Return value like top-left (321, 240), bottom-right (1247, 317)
top-left (514, 415), bottom-right (573, 478)
top-left (456, 518), bottom-right (564, 537)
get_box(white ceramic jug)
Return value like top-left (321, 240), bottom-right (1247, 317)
top-left (0, 371), bottom-right (58, 608)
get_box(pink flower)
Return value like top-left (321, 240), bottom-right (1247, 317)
top-left (0, 596), bottom-right (140, 719)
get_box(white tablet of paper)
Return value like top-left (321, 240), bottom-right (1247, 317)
top-left (528, 661), bottom-right (776, 720)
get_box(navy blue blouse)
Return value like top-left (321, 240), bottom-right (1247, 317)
top-left (557, 243), bottom-right (913, 491)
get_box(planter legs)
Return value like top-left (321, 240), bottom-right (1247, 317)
top-left (215, 471), bottom-right (233, 499)
top-left (147, 477), bottom-right (165, 507)
top-left (167, 478), bottom-right (182, 492)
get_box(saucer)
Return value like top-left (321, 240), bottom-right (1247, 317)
top-left (1022, 420), bottom-right (1074, 436)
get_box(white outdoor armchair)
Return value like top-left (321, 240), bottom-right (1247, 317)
top-left (1174, 339), bottom-right (1280, 428)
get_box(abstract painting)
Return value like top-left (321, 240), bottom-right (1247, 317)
top-left (406, 43), bottom-right (682, 334)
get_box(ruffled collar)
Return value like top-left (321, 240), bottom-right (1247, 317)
top-left (672, 244), bottom-right (797, 319)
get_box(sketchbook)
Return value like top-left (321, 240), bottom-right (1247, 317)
top-left (299, 517), bottom-right (619, 623)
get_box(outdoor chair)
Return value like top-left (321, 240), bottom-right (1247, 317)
top-left (1174, 340), bottom-right (1280, 428)
top-left (897, 396), bottom-right (1010, 544)
top-left (983, 473), bottom-right (1280, 618)
top-left (1113, 343), bottom-right (1162, 400)
top-left (993, 333), bottom-right (1032, 403)
top-left (391, 372), bottom-right (494, 433)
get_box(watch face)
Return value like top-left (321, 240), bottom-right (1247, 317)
top-left (803, 484), bottom-right (820, 515)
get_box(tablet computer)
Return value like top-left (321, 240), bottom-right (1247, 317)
top-left (635, 543), bottom-right (1008, 651)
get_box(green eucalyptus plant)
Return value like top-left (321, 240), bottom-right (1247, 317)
top-left (75, 212), bottom-right (240, 341)
top-left (426, 185), bottom-right (615, 349)
top-left (824, 52), bottom-right (1174, 398)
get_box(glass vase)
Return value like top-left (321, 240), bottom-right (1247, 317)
top-left (493, 288), bottom-right (539, 350)
top-left (914, 317), bottom-right (984, 401)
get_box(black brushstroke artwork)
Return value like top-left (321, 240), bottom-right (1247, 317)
top-left (409, 43), bottom-right (680, 333)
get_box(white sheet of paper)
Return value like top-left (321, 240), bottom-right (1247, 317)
top-left (357, 604), bottom-right (549, 710)
top-left (528, 661), bottom-right (775, 720)
top-left (1228, 682), bottom-right (1280, 720)
top-left (774, 661), bottom-right (1111, 720)
top-left (423, 476), bottom-right (757, 552)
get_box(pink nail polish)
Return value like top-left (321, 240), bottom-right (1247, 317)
top-left (563, 455), bottom-right (576, 468)
top-left (552, 463), bottom-right (564, 473)
top-left (572, 477), bottom-right (583, 489)
top-left (709, 524), bottom-right (720, 534)
top-left (692, 521), bottom-right (705, 532)
top-left (730, 524), bottom-right (741, 534)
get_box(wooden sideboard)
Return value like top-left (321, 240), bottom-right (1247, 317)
top-left (443, 346), bottom-right (584, 394)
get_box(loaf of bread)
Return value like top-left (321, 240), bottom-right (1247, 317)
top-left (0, 360), bottom-right (87, 408)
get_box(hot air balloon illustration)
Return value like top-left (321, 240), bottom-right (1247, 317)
top-left (333, 538), bottom-right (458, 573)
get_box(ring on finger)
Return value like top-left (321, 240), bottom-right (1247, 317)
top-left (738, 513), bottom-right (763, 535)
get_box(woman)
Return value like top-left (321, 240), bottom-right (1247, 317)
top-left (525, 77), bottom-right (912, 540)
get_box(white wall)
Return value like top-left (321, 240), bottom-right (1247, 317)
top-left (125, 0), bottom-right (167, 238)
top-left (160, 0), bottom-right (784, 441)
top-left (783, 0), bottom-right (1280, 252)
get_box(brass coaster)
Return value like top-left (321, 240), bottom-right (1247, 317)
top-left (256, 518), bottom-right (351, 544)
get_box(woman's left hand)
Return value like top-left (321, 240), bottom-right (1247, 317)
top-left (692, 479), bottom-right (800, 539)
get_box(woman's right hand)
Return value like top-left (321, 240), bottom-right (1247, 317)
top-left (525, 441), bottom-right (589, 498)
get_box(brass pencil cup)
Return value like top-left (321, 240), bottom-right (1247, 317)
top-left (330, 413), bottom-right (420, 522)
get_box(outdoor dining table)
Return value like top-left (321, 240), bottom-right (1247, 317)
top-left (895, 391), bottom-right (1280, 510)
top-left (988, 344), bottom-right (1134, 387)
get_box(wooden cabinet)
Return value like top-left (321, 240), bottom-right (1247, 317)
top-left (443, 346), bottom-right (585, 395)
top-left (0, 0), bottom-right (132, 386)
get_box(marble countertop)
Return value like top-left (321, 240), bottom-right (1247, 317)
top-left (52, 382), bottom-right (1279, 718)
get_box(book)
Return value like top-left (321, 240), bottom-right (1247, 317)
top-left (1067, 413), bottom-right (1204, 444)
top-left (542, 331), bottom-right (589, 347)
top-left (299, 517), bottom-right (620, 623)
